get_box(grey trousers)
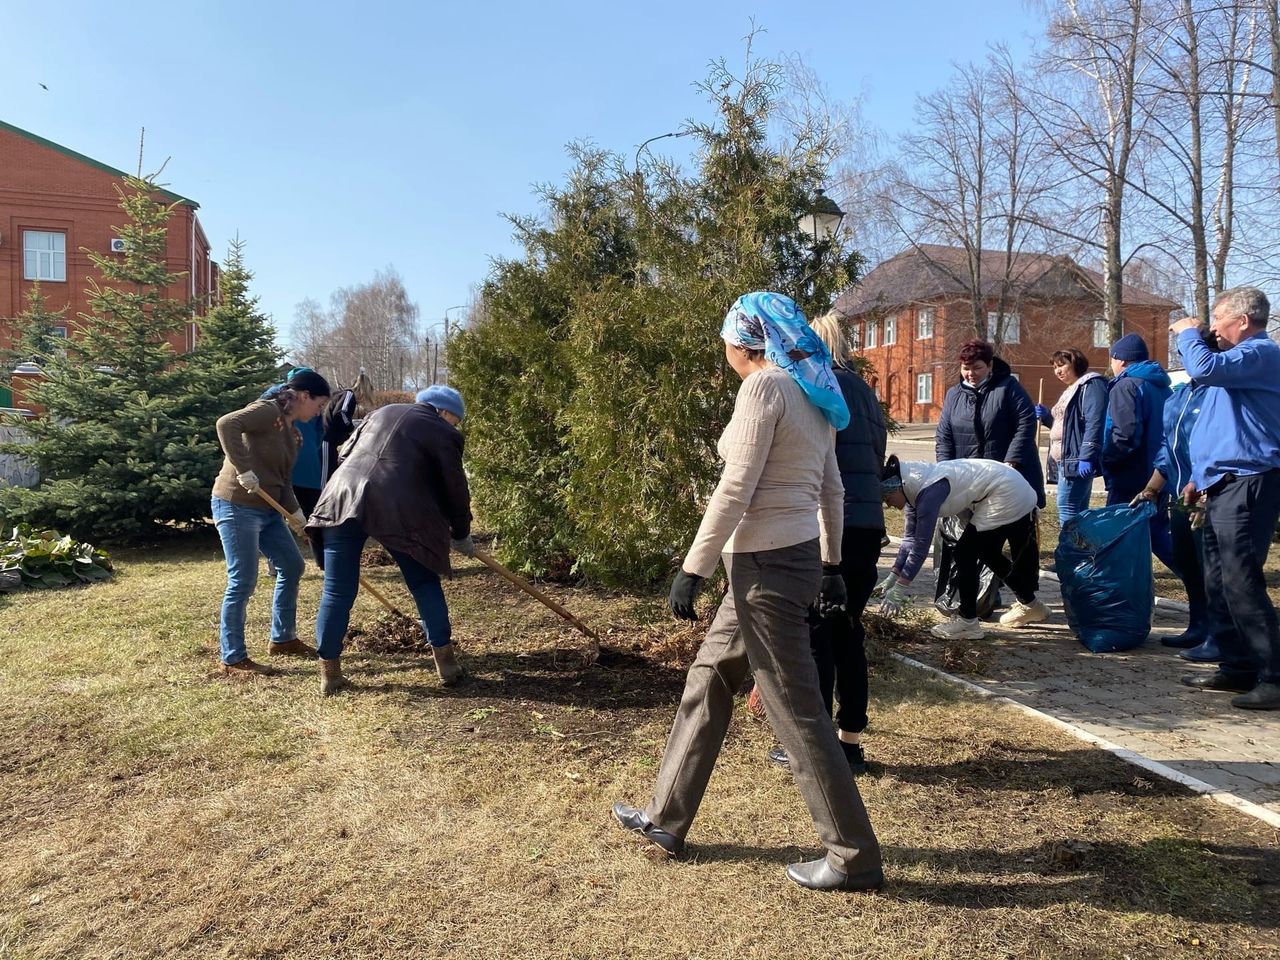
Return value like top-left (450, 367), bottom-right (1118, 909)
top-left (645, 539), bottom-right (882, 874)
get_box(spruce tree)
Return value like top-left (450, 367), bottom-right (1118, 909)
top-left (0, 176), bottom-right (217, 541)
top-left (191, 238), bottom-right (281, 418)
top-left (1, 283), bottom-right (67, 382)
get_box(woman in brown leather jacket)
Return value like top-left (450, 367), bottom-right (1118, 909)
top-left (306, 386), bottom-right (474, 694)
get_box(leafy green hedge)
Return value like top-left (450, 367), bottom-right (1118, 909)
top-left (0, 525), bottom-right (113, 592)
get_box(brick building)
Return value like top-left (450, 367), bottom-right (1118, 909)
top-left (834, 245), bottom-right (1180, 425)
top-left (0, 120), bottom-right (214, 410)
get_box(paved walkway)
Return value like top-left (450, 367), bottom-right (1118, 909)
top-left (883, 540), bottom-right (1280, 822)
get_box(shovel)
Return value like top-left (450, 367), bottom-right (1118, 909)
top-left (472, 546), bottom-right (600, 657)
top-left (253, 488), bottom-right (414, 622)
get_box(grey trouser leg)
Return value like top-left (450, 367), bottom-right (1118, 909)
top-left (646, 540), bottom-right (882, 874)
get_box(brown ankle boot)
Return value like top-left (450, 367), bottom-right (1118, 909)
top-left (432, 643), bottom-right (463, 686)
top-left (268, 637), bottom-right (317, 658)
top-left (319, 658), bottom-right (351, 696)
top-left (220, 657), bottom-right (273, 679)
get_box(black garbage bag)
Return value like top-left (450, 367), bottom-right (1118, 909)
top-left (1056, 502), bottom-right (1155, 653)
top-left (933, 516), bottom-right (1002, 619)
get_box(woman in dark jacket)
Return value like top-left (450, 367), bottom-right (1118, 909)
top-left (319, 369), bottom-right (375, 486)
top-left (936, 340), bottom-right (1045, 508)
top-left (1033, 348), bottom-right (1107, 526)
top-left (765, 312), bottom-right (886, 775)
top-left (306, 385), bottom-right (474, 694)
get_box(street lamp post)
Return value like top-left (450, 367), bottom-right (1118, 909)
top-left (438, 304), bottom-right (468, 386)
top-left (796, 188), bottom-right (846, 309)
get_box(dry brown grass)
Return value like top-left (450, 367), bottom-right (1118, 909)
top-left (1, 531), bottom-right (1278, 959)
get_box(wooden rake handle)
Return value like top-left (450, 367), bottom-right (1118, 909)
top-left (472, 546), bottom-right (600, 643)
top-left (252, 487), bottom-right (413, 621)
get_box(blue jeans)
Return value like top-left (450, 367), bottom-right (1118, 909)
top-left (1056, 474), bottom-right (1094, 526)
top-left (314, 519), bottom-right (452, 660)
top-left (211, 496), bottom-right (305, 665)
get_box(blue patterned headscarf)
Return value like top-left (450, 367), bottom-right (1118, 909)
top-left (721, 291), bottom-right (850, 430)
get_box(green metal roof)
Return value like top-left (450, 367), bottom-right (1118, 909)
top-left (0, 119), bottom-right (199, 208)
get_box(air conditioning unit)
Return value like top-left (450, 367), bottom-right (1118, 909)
top-left (109, 238), bottom-right (127, 253)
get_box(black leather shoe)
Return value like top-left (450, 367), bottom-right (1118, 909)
top-left (842, 742), bottom-right (869, 775)
top-left (1178, 638), bottom-right (1222, 663)
top-left (612, 802), bottom-right (685, 857)
top-left (1161, 629), bottom-right (1205, 649)
top-left (1231, 682), bottom-right (1280, 710)
top-left (768, 747), bottom-right (790, 770)
top-left (1181, 670), bottom-right (1257, 693)
top-left (786, 857), bottom-right (884, 892)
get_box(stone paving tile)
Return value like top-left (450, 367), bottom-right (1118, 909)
top-left (883, 541), bottom-right (1280, 818)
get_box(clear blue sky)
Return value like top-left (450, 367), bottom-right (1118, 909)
top-left (6, 0), bottom-right (1043, 339)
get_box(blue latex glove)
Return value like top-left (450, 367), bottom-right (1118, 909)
top-left (1034, 403), bottom-right (1049, 422)
top-left (1077, 460), bottom-right (1096, 479)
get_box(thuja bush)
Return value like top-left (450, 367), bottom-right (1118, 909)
top-left (452, 48), bottom-right (861, 587)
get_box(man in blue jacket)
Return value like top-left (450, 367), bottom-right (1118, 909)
top-left (1104, 334), bottom-right (1175, 571)
top-left (1130, 352), bottom-right (1238, 662)
top-left (1173, 287), bottom-right (1280, 710)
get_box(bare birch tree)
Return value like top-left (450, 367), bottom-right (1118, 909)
top-left (1025, 0), bottom-right (1151, 340)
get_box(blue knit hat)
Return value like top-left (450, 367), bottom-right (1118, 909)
top-left (1110, 333), bottom-right (1149, 362)
top-left (415, 385), bottom-right (465, 421)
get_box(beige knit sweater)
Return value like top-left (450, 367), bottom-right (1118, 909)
top-left (683, 367), bottom-right (844, 578)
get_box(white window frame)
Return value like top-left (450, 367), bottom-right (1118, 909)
top-left (865, 320), bottom-right (878, 349)
top-left (850, 322), bottom-right (862, 350)
top-left (916, 373), bottom-right (933, 404)
top-left (1093, 319), bottom-right (1111, 348)
top-left (917, 308), bottom-right (934, 339)
top-left (884, 315), bottom-right (897, 345)
top-left (23, 230), bottom-right (67, 282)
top-left (987, 311), bottom-right (1020, 344)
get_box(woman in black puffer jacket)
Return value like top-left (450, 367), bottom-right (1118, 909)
top-left (936, 339), bottom-right (1045, 508)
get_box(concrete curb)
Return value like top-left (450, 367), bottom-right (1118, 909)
top-left (890, 651), bottom-right (1280, 830)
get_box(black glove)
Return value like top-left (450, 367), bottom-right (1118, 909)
top-left (668, 570), bottom-right (704, 621)
top-left (817, 565), bottom-right (848, 618)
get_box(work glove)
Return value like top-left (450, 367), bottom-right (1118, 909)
top-left (1129, 488), bottom-right (1159, 508)
top-left (290, 509), bottom-right (307, 530)
top-left (1077, 460), bottom-right (1096, 479)
top-left (451, 535), bottom-right (477, 557)
top-left (871, 571), bottom-right (897, 600)
top-left (878, 579), bottom-right (911, 617)
top-left (816, 566), bottom-right (848, 618)
top-left (236, 470), bottom-right (260, 493)
top-left (668, 570), bottom-right (704, 621)
top-left (1034, 403), bottom-right (1049, 422)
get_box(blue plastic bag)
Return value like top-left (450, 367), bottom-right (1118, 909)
top-left (1055, 502), bottom-right (1155, 653)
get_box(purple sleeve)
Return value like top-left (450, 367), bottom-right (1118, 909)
top-left (894, 479), bottom-right (950, 582)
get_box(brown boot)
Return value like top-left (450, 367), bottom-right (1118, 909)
top-left (220, 657), bottom-right (273, 679)
top-left (432, 643), bottom-right (463, 686)
top-left (319, 658), bottom-right (351, 696)
top-left (268, 637), bottom-right (317, 658)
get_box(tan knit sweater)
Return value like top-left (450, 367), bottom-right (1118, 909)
top-left (683, 367), bottom-right (844, 578)
top-left (212, 399), bottom-right (302, 513)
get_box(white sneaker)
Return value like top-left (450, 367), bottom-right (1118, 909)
top-left (998, 599), bottom-right (1049, 627)
top-left (930, 617), bottom-right (985, 640)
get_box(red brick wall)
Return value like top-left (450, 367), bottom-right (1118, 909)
top-left (850, 297), bottom-right (1174, 425)
top-left (0, 126), bottom-right (211, 366)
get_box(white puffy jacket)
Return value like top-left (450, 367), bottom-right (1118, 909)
top-left (901, 459), bottom-right (1037, 531)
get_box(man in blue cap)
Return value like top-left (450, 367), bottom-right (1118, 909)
top-left (1104, 333), bottom-right (1175, 572)
top-left (1171, 287), bottom-right (1280, 710)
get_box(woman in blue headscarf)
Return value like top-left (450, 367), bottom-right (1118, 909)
top-left (612, 292), bottom-right (882, 893)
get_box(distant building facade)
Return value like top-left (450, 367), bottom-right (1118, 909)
top-left (0, 120), bottom-right (214, 411)
top-left (835, 244), bottom-right (1180, 424)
